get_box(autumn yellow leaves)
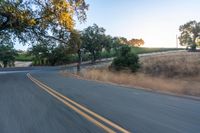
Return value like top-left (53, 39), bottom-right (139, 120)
top-left (0, 0), bottom-right (87, 31)
top-left (51, 0), bottom-right (74, 30)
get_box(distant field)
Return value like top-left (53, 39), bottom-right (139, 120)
top-left (15, 47), bottom-right (184, 63)
top-left (100, 47), bottom-right (184, 59)
top-left (15, 54), bottom-right (33, 61)
top-left (76, 51), bottom-right (200, 97)
top-left (131, 47), bottom-right (184, 54)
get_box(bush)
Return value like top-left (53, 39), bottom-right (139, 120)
top-left (111, 46), bottom-right (140, 72)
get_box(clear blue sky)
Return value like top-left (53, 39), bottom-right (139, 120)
top-left (16, 0), bottom-right (200, 50)
top-left (76, 0), bottom-right (200, 47)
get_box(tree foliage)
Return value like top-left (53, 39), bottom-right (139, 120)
top-left (118, 37), bottom-right (144, 46)
top-left (0, 44), bottom-right (17, 67)
top-left (28, 42), bottom-right (69, 66)
top-left (0, 0), bottom-right (88, 45)
top-left (196, 36), bottom-right (200, 46)
top-left (179, 20), bottom-right (200, 50)
top-left (68, 29), bottom-right (82, 70)
top-left (111, 45), bottom-right (140, 72)
top-left (68, 29), bottom-right (82, 53)
top-left (119, 37), bottom-right (128, 44)
top-left (128, 38), bottom-right (144, 46)
top-left (81, 24), bottom-right (107, 63)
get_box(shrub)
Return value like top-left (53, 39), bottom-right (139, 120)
top-left (111, 46), bottom-right (140, 72)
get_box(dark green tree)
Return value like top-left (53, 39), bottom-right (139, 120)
top-left (48, 45), bottom-right (67, 66)
top-left (111, 45), bottom-right (140, 72)
top-left (0, 44), bottom-right (17, 67)
top-left (29, 43), bottom-right (50, 65)
top-left (102, 35), bottom-right (114, 52)
top-left (179, 21), bottom-right (200, 51)
top-left (0, 0), bottom-right (88, 46)
top-left (68, 29), bottom-right (82, 71)
top-left (81, 24), bottom-right (107, 63)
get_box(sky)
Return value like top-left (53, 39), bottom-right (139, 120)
top-left (16, 0), bottom-right (200, 50)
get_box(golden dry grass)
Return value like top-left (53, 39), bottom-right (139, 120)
top-left (140, 52), bottom-right (200, 77)
top-left (79, 52), bottom-right (200, 97)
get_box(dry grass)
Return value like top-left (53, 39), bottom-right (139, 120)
top-left (78, 52), bottom-right (200, 97)
top-left (140, 52), bottom-right (200, 77)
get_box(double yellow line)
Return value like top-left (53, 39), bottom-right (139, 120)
top-left (27, 73), bottom-right (130, 133)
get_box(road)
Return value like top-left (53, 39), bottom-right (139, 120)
top-left (0, 67), bottom-right (200, 133)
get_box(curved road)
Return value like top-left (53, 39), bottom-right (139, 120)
top-left (0, 67), bottom-right (200, 133)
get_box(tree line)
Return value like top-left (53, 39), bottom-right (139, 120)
top-left (0, 0), bottom-right (144, 68)
top-left (0, 0), bottom-right (88, 67)
top-left (28, 24), bottom-right (145, 67)
top-left (1, 0), bottom-right (199, 68)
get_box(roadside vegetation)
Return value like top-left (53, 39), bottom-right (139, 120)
top-left (0, 1), bottom-right (200, 97)
top-left (110, 46), bottom-right (140, 72)
top-left (0, 44), bottom-right (17, 68)
top-left (14, 46), bottom-right (182, 66)
top-left (140, 52), bottom-right (200, 77)
top-left (77, 51), bottom-right (200, 97)
top-left (15, 53), bottom-right (33, 62)
top-left (0, 0), bottom-right (189, 69)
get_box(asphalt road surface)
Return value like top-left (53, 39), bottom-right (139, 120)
top-left (0, 68), bottom-right (200, 133)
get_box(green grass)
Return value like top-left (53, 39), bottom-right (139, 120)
top-left (100, 47), bottom-right (184, 59)
top-left (131, 47), bottom-right (184, 54)
top-left (16, 47), bottom-right (184, 64)
top-left (15, 54), bottom-right (33, 61)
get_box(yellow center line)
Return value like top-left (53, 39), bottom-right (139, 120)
top-left (27, 73), bottom-right (130, 133)
top-left (27, 73), bottom-right (115, 133)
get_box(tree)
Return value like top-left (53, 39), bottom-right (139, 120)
top-left (29, 43), bottom-right (50, 65)
top-left (196, 36), bottom-right (200, 46)
top-left (117, 37), bottom-right (145, 47)
top-left (68, 29), bottom-right (82, 71)
top-left (0, 44), bottom-right (17, 67)
top-left (111, 45), bottom-right (140, 72)
top-left (81, 24), bottom-right (106, 63)
top-left (179, 21), bottom-right (200, 51)
top-left (111, 37), bottom-right (123, 51)
top-left (128, 38), bottom-right (144, 46)
top-left (29, 42), bottom-right (69, 66)
top-left (48, 45), bottom-right (67, 66)
top-left (119, 37), bottom-right (128, 44)
top-left (0, 0), bottom-right (88, 45)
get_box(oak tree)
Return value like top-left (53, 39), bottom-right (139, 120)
top-left (179, 21), bottom-right (200, 51)
top-left (0, 0), bottom-right (88, 45)
top-left (81, 24), bottom-right (106, 63)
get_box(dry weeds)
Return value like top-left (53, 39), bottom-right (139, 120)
top-left (140, 52), bottom-right (200, 77)
top-left (78, 52), bottom-right (200, 97)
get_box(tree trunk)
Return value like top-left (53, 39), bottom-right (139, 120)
top-left (92, 51), bottom-right (96, 64)
top-left (77, 49), bottom-right (81, 72)
top-left (3, 61), bottom-right (7, 68)
top-left (192, 34), bottom-right (198, 51)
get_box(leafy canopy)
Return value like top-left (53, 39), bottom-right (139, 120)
top-left (179, 20), bottom-right (200, 49)
top-left (81, 24), bottom-right (106, 62)
top-left (0, 0), bottom-right (88, 45)
top-left (111, 45), bottom-right (140, 72)
top-left (0, 44), bottom-right (17, 67)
